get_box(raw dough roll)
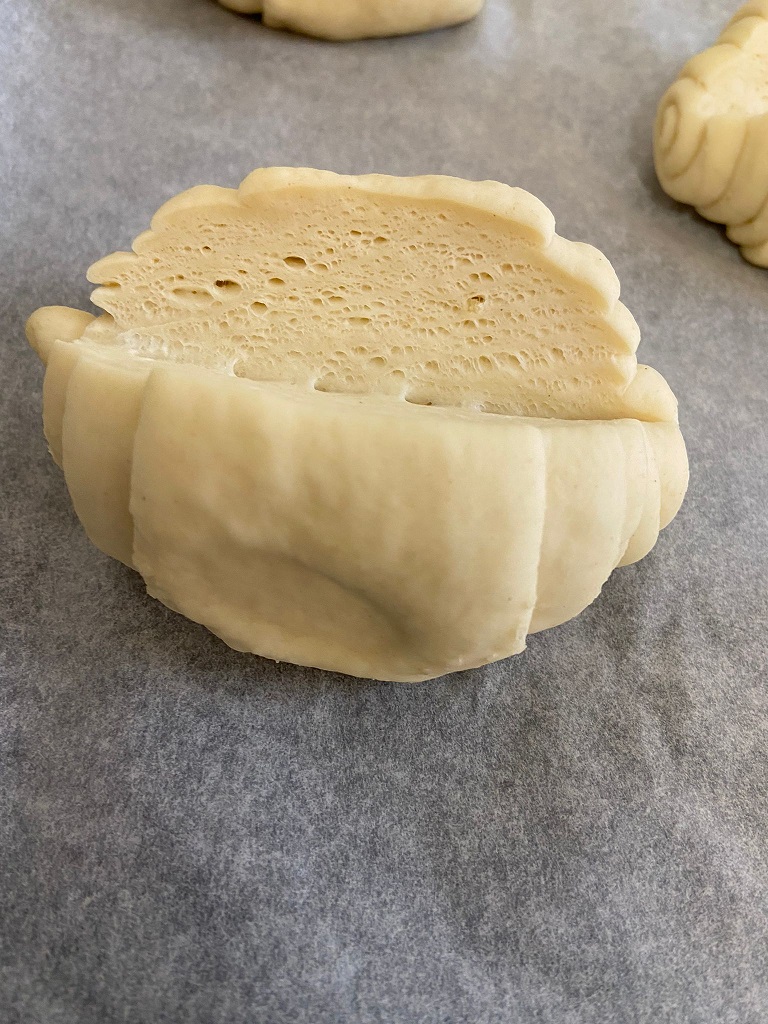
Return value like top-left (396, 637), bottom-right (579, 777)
top-left (654, 0), bottom-right (768, 266)
top-left (26, 169), bottom-right (688, 681)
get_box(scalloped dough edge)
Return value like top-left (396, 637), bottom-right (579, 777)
top-left (85, 169), bottom-right (647, 419)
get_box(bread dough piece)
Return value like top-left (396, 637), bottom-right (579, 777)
top-left (216, 0), bottom-right (484, 40)
top-left (654, 0), bottom-right (768, 266)
top-left (26, 169), bottom-right (688, 682)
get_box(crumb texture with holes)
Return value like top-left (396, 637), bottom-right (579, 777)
top-left (216, 0), bottom-right (484, 40)
top-left (654, 0), bottom-right (768, 266)
top-left (26, 168), bottom-right (688, 682)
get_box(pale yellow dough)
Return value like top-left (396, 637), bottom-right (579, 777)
top-left (654, 0), bottom-right (768, 266)
top-left (26, 169), bottom-right (688, 682)
top-left (216, 0), bottom-right (483, 39)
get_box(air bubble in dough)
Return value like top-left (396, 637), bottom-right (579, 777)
top-left (654, 0), bottom-right (768, 267)
top-left (26, 168), bottom-right (688, 682)
top-left (216, 0), bottom-right (484, 39)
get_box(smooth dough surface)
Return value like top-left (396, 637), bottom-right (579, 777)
top-left (26, 169), bottom-right (688, 682)
top-left (654, 0), bottom-right (768, 266)
top-left (215, 0), bottom-right (484, 40)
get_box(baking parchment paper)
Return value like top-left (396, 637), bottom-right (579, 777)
top-left (1, 1), bottom-right (766, 1020)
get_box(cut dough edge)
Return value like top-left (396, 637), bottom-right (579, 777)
top-left (77, 169), bottom-right (674, 424)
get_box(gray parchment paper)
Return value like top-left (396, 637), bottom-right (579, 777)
top-left (1, 1), bottom-right (767, 1021)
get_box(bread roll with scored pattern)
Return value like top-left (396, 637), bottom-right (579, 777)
top-left (216, 0), bottom-right (484, 40)
top-left (654, 0), bottom-right (768, 267)
top-left (26, 169), bottom-right (688, 682)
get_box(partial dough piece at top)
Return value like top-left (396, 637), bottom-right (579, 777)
top-left (654, 0), bottom-right (768, 266)
top-left (216, 0), bottom-right (484, 40)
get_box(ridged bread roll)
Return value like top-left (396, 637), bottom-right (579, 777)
top-left (654, 0), bottom-right (768, 267)
top-left (216, 0), bottom-right (484, 40)
top-left (26, 169), bottom-right (688, 682)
